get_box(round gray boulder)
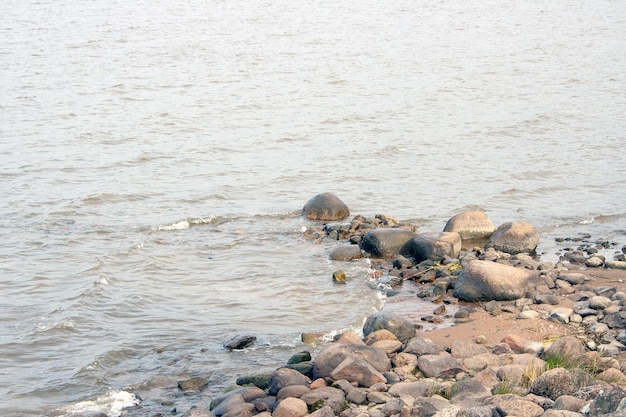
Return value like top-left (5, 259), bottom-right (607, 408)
top-left (453, 260), bottom-right (534, 302)
top-left (400, 231), bottom-right (461, 263)
top-left (363, 311), bottom-right (416, 343)
top-left (302, 193), bottom-right (350, 221)
top-left (443, 211), bottom-right (496, 240)
top-left (359, 228), bottom-right (417, 259)
top-left (485, 221), bottom-right (540, 255)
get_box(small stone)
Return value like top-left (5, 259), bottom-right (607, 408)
top-left (519, 310), bottom-right (541, 320)
top-left (224, 334), bottom-right (256, 350)
top-left (332, 270), bottom-right (347, 283)
top-left (589, 295), bottom-right (613, 310)
top-left (178, 377), bottom-right (208, 391)
top-left (586, 256), bottom-right (605, 267)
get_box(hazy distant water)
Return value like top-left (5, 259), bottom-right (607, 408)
top-left (1, 0), bottom-right (625, 415)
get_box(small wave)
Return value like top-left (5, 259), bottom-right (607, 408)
top-left (149, 216), bottom-right (229, 232)
top-left (59, 390), bottom-right (139, 417)
top-left (36, 319), bottom-right (76, 333)
top-left (81, 193), bottom-right (148, 205)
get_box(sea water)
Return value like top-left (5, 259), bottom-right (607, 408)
top-left (1, 0), bottom-right (625, 415)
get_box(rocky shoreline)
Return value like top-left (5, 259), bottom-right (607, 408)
top-left (90, 194), bottom-right (626, 417)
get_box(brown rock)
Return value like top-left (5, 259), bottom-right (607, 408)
top-left (302, 193), bottom-right (350, 221)
top-left (443, 211), bottom-right (496, 240)
top-left (273, 397), bottom-right (308, 417)
top-left (486, 221), bottom-right (540, 255)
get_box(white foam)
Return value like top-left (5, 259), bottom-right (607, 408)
top-left (152, 220), bottom-right (190, 231)
top-left (150, 216), bottom-right (221, 232)
top-left (61, 390), bottom-right (139, 417)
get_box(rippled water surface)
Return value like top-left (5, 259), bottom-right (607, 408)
top-left (1, 0), bottom-right (625, 415)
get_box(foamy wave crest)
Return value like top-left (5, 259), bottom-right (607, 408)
top-left (60, 390), bottom-right (139, 417)
top-left (36, 319), bottom-right (76, 333)
top-left (150, 216), bottom-right (225, 232)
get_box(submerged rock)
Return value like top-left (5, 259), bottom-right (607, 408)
top-left (224, 334), bottom-right (257, 350)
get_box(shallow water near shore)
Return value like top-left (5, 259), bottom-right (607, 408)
top-left (1, 0), bottom-right (626, 415)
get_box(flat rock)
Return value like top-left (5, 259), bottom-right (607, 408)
top-left (453, 260), bottom-right (534, 301)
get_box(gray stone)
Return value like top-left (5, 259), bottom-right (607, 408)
top-left (268, 367), bottom-right (310, 396)
top-left (300, 386), bottom-right (347, 415)
top-left (486, 395), bottom-right (544, 417)
top-left (586, 256), bottom-right (605, 268)
top-left (363, 311), bottom-right (416, 343)
top-left (443, 211), bottom-right (496, 240)
top-left (530, 368), bottom-right (579, 401)
top-left (312, 343), bottom-right (391, 379)
top-left (453, 260), bottom-right (534, 302)
top-left (417, 351), bottom-right (464, 378)
top-left (540, 411), bottom-right (584, 417)
top-left (181, 407), bottom-right (217, 417)
top-left (345, 388), bottom-right (367, 405)
top-left (235, 372), bottom-right (273, 390)
top-left (273, 397), bottom-right (308, 417)
top-left (309, 406), bottom-right (335, 417)
top-left (450, 340), bottom-right (489, 359)
top-left (380, 398), bottom-right (408, 416)
top-left (403, 336), bottom-right (447, 356)
top-left (359, 228), bottom-right (417, 259)
top-left (387, 380), bottom-right (433, 399)
top-left (589, 295), bottom-right (613, 309)
top-left (329, 246), bottom-right (363, 261)
top-left (589, 386), bottom-right (626, 417)
top-left (399, 232), bottom-right (462, 263)
top-left (604, 311), bottom-right (626, 329)
top-left (329, 354), bottom-right (387, 387)
top-left (558, 272), bottom-right (587, 285)
top-left (450, 379), bottom-right (491, 405)
top-left (456, 406), bottom-right (499, 417)
top-left (606, 260), bottom-right (626, 270)
top-left (544, 336), bottom-right (586, 362)
top-left (554, 395), bottom-right (587, 412)
top-left (224, 334), bottom-right (256, 350)
top-left (302, 193), bottom-right (350, 221)
top-left (276, 385), bottom-right (311, 401)
top-left (221, 403), bottom-right (255, 417)
top-left (485, 221), bottom-right (540, 255)
top-left (178, 376), bottom-right (208, 392)
top-left (403, 397), bottom-right (453, 417)
top-left (210, 393), bottom-right (245, 416)
top-left (550, 307), bottom-right (573, 324)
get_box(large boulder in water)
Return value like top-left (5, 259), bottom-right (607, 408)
top-left (302, 193), bottom-right (350, 221)
top-left (453, 260), bottom-right (533, 301)
top-left (359, 228), bottom-right (417, 259)
top-left (443, 211), bottom-right (496, 240)
top-left (485, 221), bottom-right (540, 255)
top-left (363, 311), bottom-right (416, 343)
top-left (400, 232), bottom-right (461, 263)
